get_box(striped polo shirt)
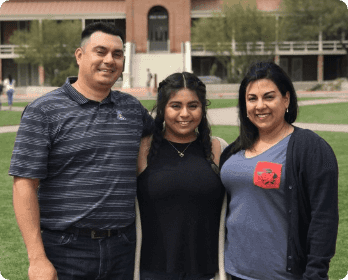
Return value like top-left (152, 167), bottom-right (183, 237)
top-left (9, 77), bottom-right (154, 231)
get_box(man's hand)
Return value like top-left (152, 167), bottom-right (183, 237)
top-left (28, 257), bottom-right (57, 280)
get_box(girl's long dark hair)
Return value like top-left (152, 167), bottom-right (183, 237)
top-left (231, 61), bottom-right (299, 155)
top-left (147, 72), bottom-right (216, 171)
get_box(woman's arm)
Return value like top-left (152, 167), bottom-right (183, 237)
top-left (299, 136), bottom-right (339, 279)
top-left (211, 136), bottom-right (228, 167)
top-left (136, 135), bottom-right (152, 176)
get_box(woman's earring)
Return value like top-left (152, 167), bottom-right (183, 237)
top-left (286, 108), bottom-right (289, 113)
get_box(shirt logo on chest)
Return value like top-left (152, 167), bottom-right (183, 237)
top-left (116, 110), bottom-right (126, 120)
top-left (253, 161), bottom-right (282, 189)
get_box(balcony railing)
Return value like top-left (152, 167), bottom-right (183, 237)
top-left (1, 40), bottom-right (347, 59)
top-left (192, 40), bottom-right (348, 56)
top-left (0, 45), bottom-right (19, 58)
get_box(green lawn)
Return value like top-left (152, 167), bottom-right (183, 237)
top-left (0, 133), bottom-right (28, 280)
top-left (140, 100), bottom-right (156, 111)
top-left (12, 102), bottom-right (30, 107)
top-left (0, 127), bottom-right (347, 280)
top-left (297, 103), bottom-right (348, 124)
top-left (297, 97), bottom-right (334, 101)
top-left (0, 111), bottom-right (22, 127)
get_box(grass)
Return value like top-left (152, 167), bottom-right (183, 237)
top-left (297, 103), bottom-right (348, 124)
top-left (139, 100), bottom-right (156, 111)
top-left (0, 111), bottom-right (22, 127)
top-left (297, 97), bottom-right (334, 101)
top-left (0, 133), bottom-right (28, 280)
top-left (12, 102), bottom-right (30, 107)
top-left (0, 127), bottom-right (347, 280)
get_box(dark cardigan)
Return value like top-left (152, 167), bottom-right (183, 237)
top-left (220, 126), bottom-right (339, 280)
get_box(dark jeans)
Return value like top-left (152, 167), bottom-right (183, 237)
top-left (140, 270), bottom-right (215, 280)
top-left (42, 224), bottom-right (136, 280)
top-left (7, 89), bottom-right (13, 106)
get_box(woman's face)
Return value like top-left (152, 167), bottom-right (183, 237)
top-left (245, 79), bottom-right (290, 134)
top-left (164, 88), bottom-right (203, 143)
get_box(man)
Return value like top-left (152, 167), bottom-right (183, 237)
top-left (9, 22), bottom-right (153, 280)
top-left (146, 68), bottom-right (152, 97)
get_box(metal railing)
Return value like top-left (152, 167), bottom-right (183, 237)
top-left (191, 40), bottom-right (348, 56)
top-left (1, 40), bottom-right (347, 59)
top-left (0, 45), bottom-right (19, 58)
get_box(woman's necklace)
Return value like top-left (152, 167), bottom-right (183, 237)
top-left (167, 140), bottom-right (193, 157)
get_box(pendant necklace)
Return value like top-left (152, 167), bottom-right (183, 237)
top-left (167, 139), bottom-right (193, 157)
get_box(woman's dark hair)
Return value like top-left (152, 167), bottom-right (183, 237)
top-left (232, 60), bottom-right (298, 154)
top-left (8, 74), bottom-right (12, 84)
top-left (147, 72), bottom-right (216, 170)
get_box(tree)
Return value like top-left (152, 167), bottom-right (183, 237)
top-left (280, 0), bottom-right (348, 79)
top-left (191, 0), bottom-right (277, 82)
top-left (10, 20), bottom-right (81, 86)
top-left (280, 0), bottom-right (348, 42)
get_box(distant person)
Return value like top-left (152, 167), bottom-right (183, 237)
top-left (220, 61), bottom-right (339, 280)
top-left (136, 72), bottom-right (228, 280)
top-left (9, 22), bottom-right (153, 280)
top-left (146, 68), bottom-right (153, 97)
top-left (3, 74), bottom-right (15, 110)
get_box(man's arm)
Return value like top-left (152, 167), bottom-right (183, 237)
top-left (13, 176), bottom-right (57, 280)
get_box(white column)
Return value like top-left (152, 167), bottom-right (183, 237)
top-left (122, 42), bottom-right (132, 88)
top-left (82, 19), bottom-right (85, 31)
top-left (184, 41), bottom-right (192, 73)
top-left (318, 30), bottom-right (323, 52)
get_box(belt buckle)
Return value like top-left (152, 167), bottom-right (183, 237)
top-left (91, 230), bottom-right (111, 239)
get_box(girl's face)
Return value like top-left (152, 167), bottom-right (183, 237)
top-left (164, 88), bottom-right (203, 143)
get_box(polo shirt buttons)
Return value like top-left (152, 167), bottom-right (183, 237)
top-left (288, 209), bottom-right (292, 214)
top-left (289, 185), bottom-right (293, 190)
top-left (288, 255), bottom-right (292, 260)
top-left (287, 267), bottom-right (292, 271)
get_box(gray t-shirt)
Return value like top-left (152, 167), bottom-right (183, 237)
top-left (221, 135), bottom-right (302, 280)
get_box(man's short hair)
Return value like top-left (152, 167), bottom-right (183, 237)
top-left (80, 22), bottom-right (125, 47)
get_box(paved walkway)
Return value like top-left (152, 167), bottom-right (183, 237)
top-left (1, 93), bottom-right (348, 134)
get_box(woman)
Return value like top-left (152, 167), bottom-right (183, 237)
top-left (4, 74), bottom-right (15, 110)
top-left (220, 61), bottom-right (339, 280)
top-left (136, 72), bottom-right (228, 280)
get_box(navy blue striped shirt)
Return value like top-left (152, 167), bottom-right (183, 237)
top-left (9, 77), bottom-right (154, 231)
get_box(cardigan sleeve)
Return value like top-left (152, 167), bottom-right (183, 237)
top-left (295, 131), bottom-right (339, 280)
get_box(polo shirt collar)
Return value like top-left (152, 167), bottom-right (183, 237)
top-left (63, 77), bottom-right (117, 105)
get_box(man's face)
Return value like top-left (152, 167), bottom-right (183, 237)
top-left (75, 31), bottom-right (124, 90)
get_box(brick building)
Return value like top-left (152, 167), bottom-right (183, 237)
top-left (0, 0), bottom-right (347, 87)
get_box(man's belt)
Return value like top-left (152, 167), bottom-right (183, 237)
top-left (42, 222), bottom-right (134, 239)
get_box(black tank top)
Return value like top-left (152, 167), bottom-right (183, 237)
top-left (137, 139), bottom-right (224, 274)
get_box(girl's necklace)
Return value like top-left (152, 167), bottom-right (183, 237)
top-left (167, 140), bottom-right (193, 157)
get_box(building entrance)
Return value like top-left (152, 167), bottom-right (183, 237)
top-left (148, 6), bottom-right (168, 52)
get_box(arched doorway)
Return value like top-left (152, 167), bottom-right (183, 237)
top-left (148, 6), bottom-right (169, 52)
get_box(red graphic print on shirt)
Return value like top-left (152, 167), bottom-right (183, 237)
top-left (253, 161), bottom-right (282, 189)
